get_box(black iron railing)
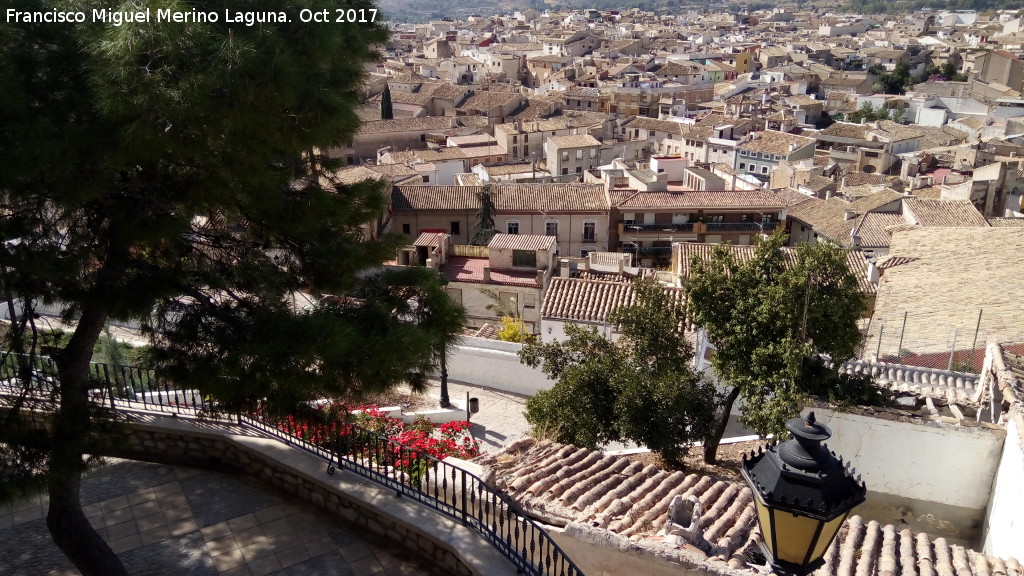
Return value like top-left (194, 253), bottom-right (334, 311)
top-left (331, 425), bottom-right (584, 576)
top-left (0, 353), bottom-right (586, 576)
top-left (0, 352), bottom-right (204, 415)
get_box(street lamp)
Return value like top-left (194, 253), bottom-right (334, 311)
top-left (741, 412), bottom-right (866, 576)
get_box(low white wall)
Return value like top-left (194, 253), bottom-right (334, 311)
top-left (804, 408), bottom-right (1005, 510)
top-left (982, 413), bottom-right (1024, 560)
top-left (446, 336), bottom-right (553, 396)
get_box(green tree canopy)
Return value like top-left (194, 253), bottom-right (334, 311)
top-left (683, 233), bottom-right (876, 462)
top-left (0, 2), bottom-right (464, 575)
top-left (519, 278), bottom-right (717, 465)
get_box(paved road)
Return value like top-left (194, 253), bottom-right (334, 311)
top-left (0, 459), bottom-right (432, 576)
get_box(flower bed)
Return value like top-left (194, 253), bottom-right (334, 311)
top-left (255, 402), bottom-right (482, 461)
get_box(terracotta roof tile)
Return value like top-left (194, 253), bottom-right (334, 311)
top-left (615, 190), bottom-right (787, 209)
top-left (902, 198), bottom-right (990, 228)
top-left (392, 185), bottom-right (481, 211)
top-left (487, 233), bottom-right (556, 252)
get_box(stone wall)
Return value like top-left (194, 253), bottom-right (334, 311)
top-left (104, 420), bottom-right (508, 576)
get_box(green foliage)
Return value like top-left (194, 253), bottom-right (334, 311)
top-left (873, 60), bottom-right (914, 95)
top-left (497, 316), bottom-right (535, 343)
top-left (846, 102), bottom-right (903, 124)
top-left (684, 233), bottom-right (868, 443)
top-left (520, 279), bottom-right (717, 465)
top-left (0, 2), bottom-right (468, 573)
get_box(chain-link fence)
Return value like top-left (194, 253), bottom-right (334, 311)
top-left (858, 310), bottom-right (1023, 374)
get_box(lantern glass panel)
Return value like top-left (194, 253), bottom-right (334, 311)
top-left (810, 513), bottom-right (848, 563)
top-left (754, 497), bottom-right (774, 557)
top-left (774, 511), bottom-right (822, 565)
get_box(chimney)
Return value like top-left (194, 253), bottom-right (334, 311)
top-left (536, 269), bottom-right (546, 287)
top-left (559, 258), bottom-right (570, 277)
top-left (867, 261), bottom-right (880, 284)
top-left (618, 256), bottom-right (624, 274)
top-left (844, 210), bottom-right (857, 220)
top-left (483, 266), bottom-right (491, 283)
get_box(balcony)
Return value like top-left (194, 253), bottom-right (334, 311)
top-left (623, 245), bottom-right (673, 256)
top-left (624, 222), bottom-right (695, 233)
top-left (704, 221), bottom-right (779, 233)
top-left (582, 236), bottom-right (597, 243)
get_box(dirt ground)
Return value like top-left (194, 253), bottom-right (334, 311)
top-left (627, 439), bottom-right (769, 481)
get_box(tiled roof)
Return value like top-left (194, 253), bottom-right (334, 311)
top-left (737, 131), bottom-right (815, 156)
top-left (676, 243), bottom-right (876, 295)
top-left (356, 116), bottom-right (455, 135)
top-left (541, 277), bottom-right (686, 324)
top-left (903, 198), bottom-right (990, 228)
top-left (989, 217), bottom-right (1024, 227)
top-left (854, 212), bottom-right (906, 248)
top-left (491, 183), bottom-right (609, 212)
top-left (392, 186), bottom-right (481, 211)
top-left (868, 228), bottom-right (1024, 354)
top-left (615, 190), bottom-right (787, 209)
top-left (819, 122), bottom-right (870, 141)
top-left (474, 439), bottom-right (1022, 576)
top-left (487, 233), bottom-right (556, 252)
top-left (546, 134), bottom-right (602, 148)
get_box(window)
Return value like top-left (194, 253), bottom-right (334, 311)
top-left (523, 293), bottom-right (536, 308)
top-left (561, 168), bottom-right (569, 175)
top-left (512, 146), bottom-right (518, 156)
top-left (524, 134), bottom-right (529, 142)
top-left (580, 248), bottom-right (595, 257)
top-left (748, 166), bottom-right (756, 173)
top-left (576, 149), bottom-right (583, 160)
top-left (709, 215), bottom-right (724, 223)
top-left (446, 288), bottom-right (463, 305)
top-left (590, 148), bottom-right (596, 159)
top-left (498, 291), bottom-right (519, 314)
top-left (561, 151), bottom-right (569, 161)
top-left (545, 221), bottom-right (558, 237)
top-left (575, 167), bottom-right (582, 174)
top-left (512, 250), bottom-right (536, 267)
top-left (402, 223), bottom-right (411, 234)
top-left (741, 214), bottom-right (749, 222)
top-left (513, 135), bottom-right (518, 144)
top-left (583, 221), bottom-right (596, 242)
top-left (422, 175), bottom-right (430, 183)
top-left (507, 220), bottom-right (519, 234)
top-left (739, 163), bottom-right (746, 170)
top-left (450, 221), bottom-right (460, 235)
top-left (762, 166), bottom-right (769, 174)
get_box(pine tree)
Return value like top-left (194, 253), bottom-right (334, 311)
top-left (1, 2), bottom-right (463, 575)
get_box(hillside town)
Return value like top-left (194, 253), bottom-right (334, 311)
top-left (340, 7), bottom-right (1024, 339)
top-left (3, 6), bottom-right (1024, 576)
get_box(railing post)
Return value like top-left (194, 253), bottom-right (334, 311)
top-left (461, 469), bottom-right (468, 526)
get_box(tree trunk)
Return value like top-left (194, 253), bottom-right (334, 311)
top-left (703, 386), bottom-right (741, 464)
top-left (49, 305), bottom-right (129, 576)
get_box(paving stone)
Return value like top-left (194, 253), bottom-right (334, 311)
top-left (181, 474), bottom-right (276, 528)
top-left (119, 531), bottom-right (216, 576)
top-left (80, 461), bottom-right (179, 506)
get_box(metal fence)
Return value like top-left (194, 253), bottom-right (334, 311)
top-left (0, 352), bottom-right (204, 415)
top-left (332, 425), bottom-right (584, 576)
top-left (0, 353), bottom-right (584, 576)
top-left (859, 310), bottom-right (1024, 374)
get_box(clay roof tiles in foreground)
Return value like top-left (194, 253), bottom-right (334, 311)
top-left (474, 439), bottom-right (1023, 576)
top-left (487, 233), bottom-right (556, 252)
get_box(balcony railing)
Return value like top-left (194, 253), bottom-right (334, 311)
top-left (704, 221), bottom-right (779, 232)
top-left (625, 223), bottom-right (695, 233)
top-left (624, 245), bottom-right (673, 256)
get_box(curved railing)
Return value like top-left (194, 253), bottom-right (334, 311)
top-left (329, 425), bottom-right (585, 576)
top-left (0, 353), bottom-right (586, 576)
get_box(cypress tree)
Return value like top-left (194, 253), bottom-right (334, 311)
top-left (381, 84), bottom-right (394, 119)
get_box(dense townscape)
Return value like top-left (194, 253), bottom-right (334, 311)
top-left (2, 4), bottom-right (1024, 576)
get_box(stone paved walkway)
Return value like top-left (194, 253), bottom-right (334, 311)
top-left (0, 459), bottom-right (433, 576)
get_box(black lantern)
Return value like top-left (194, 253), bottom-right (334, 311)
top-left (741, 412), bottom-right (866, 576)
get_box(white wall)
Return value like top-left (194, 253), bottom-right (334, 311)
top-left (445, 336), bottom-right (553, 396)
top-left (982, 414), bottom-right (1024, 560)
top-left (804, 408), bottom-right (1005, 510)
